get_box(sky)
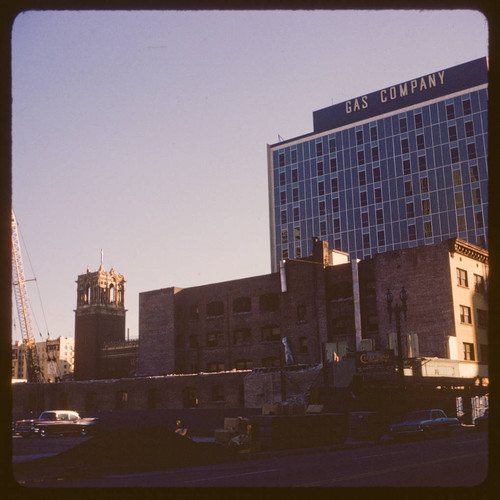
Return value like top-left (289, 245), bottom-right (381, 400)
top-left (11, 9), bottom-right (488, 343)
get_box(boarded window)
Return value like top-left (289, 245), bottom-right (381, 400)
top-left (262, 357), bottom-right (281, 368)
top-left (207, 301), bottom-right (224, 318)
top-left (233, 297), bottom-right (251, 314)
top-left (261, 325), bottom-right (280, 341)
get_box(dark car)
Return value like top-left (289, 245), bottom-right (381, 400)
top-left (14, 410), bottom-right (99, 438)
top-left (474, 409), bottom-right (488, 431)
top-left (389, 409), bottom-right (460, 439)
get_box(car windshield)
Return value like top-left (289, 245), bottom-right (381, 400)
top-left (39, 412), bottom-right (57, 420)
top-left (405, 411), bottom-right (431, 421)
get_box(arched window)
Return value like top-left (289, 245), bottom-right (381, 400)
top-left (183, 386), bottom-right (198, 408)
top-left (109, 285), bottom-right (115, 304)
top-left (115, 391), bottom-right (128, 410)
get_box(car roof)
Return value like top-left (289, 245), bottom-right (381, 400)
top-left (42, 410), bottom-right (78, 414)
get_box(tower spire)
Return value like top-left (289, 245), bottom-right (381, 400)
top-left (100, 249), bottom-right (104, 271)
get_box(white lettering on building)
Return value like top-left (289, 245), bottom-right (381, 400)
top-left (346, 95), bottom-right (369, 114)
top-left (345, 70), bottom-right (446, 116)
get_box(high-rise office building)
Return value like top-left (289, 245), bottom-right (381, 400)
top-left (267, 58), bottom-right (488, 271)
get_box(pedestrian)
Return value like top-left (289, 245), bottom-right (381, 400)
top-left (175, 419), bottom-right (190, 438)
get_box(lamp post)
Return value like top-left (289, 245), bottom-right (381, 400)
top-left (385, 287), bottom-right (408, 391)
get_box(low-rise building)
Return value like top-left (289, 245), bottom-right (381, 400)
top-left (138, 237), bottom-right (488, 382)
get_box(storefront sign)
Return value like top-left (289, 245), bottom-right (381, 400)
top-left (356, 350), bottom-right (395, 373)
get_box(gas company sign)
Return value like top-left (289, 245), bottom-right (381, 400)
top-left (345, 71), bottom-right (445, 114)
top-left (312, 57), bottom-right (488, 134)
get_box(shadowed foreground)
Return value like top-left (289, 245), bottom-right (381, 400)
top-left (13, 426), bottom-right (234, 482)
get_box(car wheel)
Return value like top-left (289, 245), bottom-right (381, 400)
top-left (80, 427), bottom-right (89, 437)
top-left (39, 429), bottom-right (47, 438)
top-left (423, 428), bottom-right (432, 440)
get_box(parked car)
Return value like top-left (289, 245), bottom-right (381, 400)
top-left (14, 410), bottom-right (99, 438)
top-left (474, 409), bottom-right (488, 431)
top-left (389, 409), bottom-right (460, 439)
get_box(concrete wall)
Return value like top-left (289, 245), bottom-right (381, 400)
top-left (12, 366), bottom-right (329, 426)
top-left (12, 370), bottom-right (249, 420)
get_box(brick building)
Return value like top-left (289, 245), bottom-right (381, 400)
top-left (138, 238), bottom-right (338, 377)
top-left (138, 237), bottom-right (488, 381)
top-left (12, 237), bottom-right (487, 417)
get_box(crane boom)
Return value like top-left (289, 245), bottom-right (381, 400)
top-left (11, 209), bottom-right (45, 383)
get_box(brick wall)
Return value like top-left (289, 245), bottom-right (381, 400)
top-left (373, 241), bottom-right (454, 357)
top-left (74, 311), bottom-right (126, 380)
top-left (138, 287), bottom-right (178, 375)
top-left (138, 259), bottom-right (331, 376)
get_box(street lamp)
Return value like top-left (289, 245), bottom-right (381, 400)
top-left (385, 287), bottom-right (408, 390)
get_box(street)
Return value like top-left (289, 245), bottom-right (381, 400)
top-left (12, 430), bottom-right (488, 488)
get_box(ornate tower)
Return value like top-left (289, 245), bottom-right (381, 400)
top-left (74, 251), bottom-right (126, 380)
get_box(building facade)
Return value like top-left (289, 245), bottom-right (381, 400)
top-left (74, 259), bottom-right (127, 380)
top-left (12, 336), bottom-right (75, 382)
top-left (137, 244), bottom-right (331, 377)
top-left (268, 58), bottom-right (488, 272)
top-left (138, 237), bottom-right (488, 381)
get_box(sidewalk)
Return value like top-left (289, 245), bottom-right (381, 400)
top-left (12, 425), bottom-right (476, 465)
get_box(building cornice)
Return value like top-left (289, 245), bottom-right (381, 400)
top-left (449, 238), bottom-right (488, 264)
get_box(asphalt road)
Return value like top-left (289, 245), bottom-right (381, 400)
top-left (12, 430), bottom-right (488, 488)
top-left (12, 435), bottom-right (92, 463)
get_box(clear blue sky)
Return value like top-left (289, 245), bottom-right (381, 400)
top-left (11, 10), bottom-right (488, 343)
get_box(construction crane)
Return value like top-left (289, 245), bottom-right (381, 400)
top-left (11, 209), bottom-right (45, 383)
